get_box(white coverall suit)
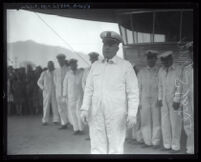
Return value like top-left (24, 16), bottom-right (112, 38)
top-left (81, 56), bottom-right (139, 154)
top-left (158, 64), bottom-right (183, 150)
top-left (175, 63), bottom-right (194, 154)
top-left (63, 69), bottom-right (84, 132)
top-left (37, 70), bottom-right (59, 123)
top-left (54, 66), bottom-right (69, 126)
top-left (138, 66), bottom-right (161, 146)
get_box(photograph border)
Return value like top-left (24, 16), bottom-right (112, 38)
top-left (1, 0), bottom-right (200, 160)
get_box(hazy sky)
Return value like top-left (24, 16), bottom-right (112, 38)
top-left (7, 9), bottom-right (124, 58)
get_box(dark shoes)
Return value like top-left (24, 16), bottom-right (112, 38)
top-left (58, 124), bottom-right (68, 130)
top-left (73, 130), bottom-right (84, 135)
top-left (53, 122), bottom-right (60, 125)
top-left (73, 131), bottom-right (80, 135)
top-left (78, 131), bottom-right (84, 135)
top-left (42, 122), bottom-right (48, 126)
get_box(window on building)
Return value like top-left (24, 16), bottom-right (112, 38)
top-left (119, 25), bottom-right (127, 45)
top-left (126, 29), bottom-right (134, 44)
top-left (154, 34), bottom-right (166, 42)
top-left (181, 11), bottom-right (193, 41)
top-left (137, 32), bottom-right (152, 43)
top-left (119, 10), bottom-right (193, 45)
top-left (154, 11), bottom-right (180, 42)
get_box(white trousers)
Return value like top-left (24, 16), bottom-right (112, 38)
top-left (183, 100), bottom-right (194, 154)
top-left (68, 98), bottom-right (83, 131)
top-left (42, 91), bottom-right (59, 123)
top-left (89, 102), bottom-right (127, 154)
top-left (140, 97), bottom-right (161, 146)
top-left (56, 96), bottom-right (68, 126)
top-left (161, 97), bottom-right (182, 150)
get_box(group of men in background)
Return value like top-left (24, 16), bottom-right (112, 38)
top-left (7, 65), bottom-right (44, 116)
top-left (131, 41), bottom-right (194, 154)
top-left (36, 52), bottom-right (99, 136)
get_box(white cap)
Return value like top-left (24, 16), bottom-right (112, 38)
top-left (145, 50), bottom-right (159, 56)
top-left (159, 51), bottom-right (173, 58)
top-left (100, 31), bottom-right (123, 44)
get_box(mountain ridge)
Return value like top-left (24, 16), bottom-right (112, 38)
top-left (7, 40), bottom-right (91, 68)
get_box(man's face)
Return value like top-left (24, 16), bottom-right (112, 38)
top-left (90, 56), bottom-right (98, 64)
top-left (48, 62), bottom-right (55, 71)
top-left (161, 55), bottom-right (173, 68)
top-left (102, 42), bottom-right (119, 60)
top-left (70, 62), bottom-right (77, 71)
top-left (147, 55), bottom-right (157, 68)
top-left (57, 58), bottom-right (65, 67)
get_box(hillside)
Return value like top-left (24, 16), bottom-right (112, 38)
top-left (7, 40), bottom-right (91, 68)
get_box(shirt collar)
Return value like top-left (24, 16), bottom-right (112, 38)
top-left (102, 56), bottom-right (118, 64)
top-left (162, 63), bottom-right (176, 70)
top-left (186, 62), bottom-right (193, 68)
top-left (146, 65), bottom-right (157, 71)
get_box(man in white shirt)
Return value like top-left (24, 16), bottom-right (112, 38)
top-left (82, 52), bottom-right (99, 140)
top-left (80, 31), bottom-right (139, 154)
top-left (157, 51), bottom-right (183, 153)
top-left (138, 50), bottom-right (161, 148)
top-left (54, 54), bottom-right (69, 129)
top-left (63, 59), bottom-right (84, 135)
top-left (37, 61), bottom-right (59, 125)
top-left (82, 52), bottom-right (99, 91)
top-left (174, 42), bottom-right (194, 154)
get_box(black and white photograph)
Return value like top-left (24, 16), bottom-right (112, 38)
top-left (2, 2), bottom-right (198, 158)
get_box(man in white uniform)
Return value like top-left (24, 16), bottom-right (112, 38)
top-left (80, 31), bottom-right (139, 154)
top-left (157, 51), bottom-right (183, 153)
top-left (37, 61), bottom-right (60, 125)
top-left (138, 50), bottom-right (161, 148)
top-left (54, 54), bottom-right (69, 129)
top-left (63, 59), bottom-right (84, 135)
top-left (174, 42), bottom-right (194, 154)
top-left (82, 52), bottom-right (99, 91)
top-left (82, 52), bottom-right (99, 140)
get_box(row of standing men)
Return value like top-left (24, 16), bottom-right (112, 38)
top-left (37, 53), bottom-right (99, 136)
top-left (131, 45), bottom-right (194, 154)
top-left (7, 65), bottom-right (45, 116)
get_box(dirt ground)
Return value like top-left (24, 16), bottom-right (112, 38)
top-left (7, 115), bottom-right (186, 155)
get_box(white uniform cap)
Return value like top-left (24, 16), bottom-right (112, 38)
top-left (100, 31), bottom-right (123, 44)
top-left (145, 50), bottom-right (159, 56)
top-left (159, 51), bottom-right (173, 58)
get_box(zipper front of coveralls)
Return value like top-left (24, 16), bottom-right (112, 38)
top-left (101, 61), bottom-right (110, 153)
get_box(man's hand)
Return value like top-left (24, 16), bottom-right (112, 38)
top-left (173, 102), bottom-right (180, 110)
top-left (127, 115), bottom-right (136, 129)
top-left (80, 110), bottom-right (88, 125)
top-left (156, 100), bottom-right (163, 107)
